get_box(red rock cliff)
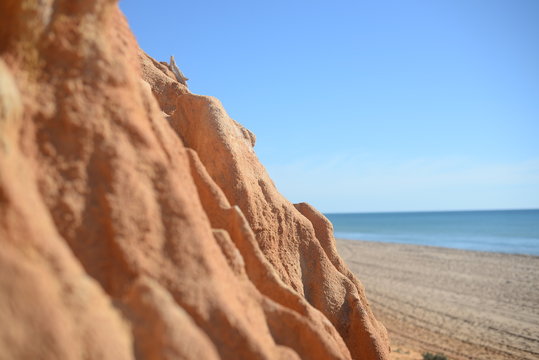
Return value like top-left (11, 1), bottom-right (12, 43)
top-left (0, 1), bottom-right (389, 359)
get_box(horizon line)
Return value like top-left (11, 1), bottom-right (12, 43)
top-left (323, 207), bottom-right (539, 215)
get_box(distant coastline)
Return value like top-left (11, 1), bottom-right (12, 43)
top-left (326, 209), bottom-right (539, 256)
top-left (325, 208), bottom-right (539, 215)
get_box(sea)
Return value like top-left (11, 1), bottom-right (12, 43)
top-left (325, 209), bottom-right (539, 256)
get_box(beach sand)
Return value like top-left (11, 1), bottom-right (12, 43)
top-left (336, 239), bottom-right (539, 360)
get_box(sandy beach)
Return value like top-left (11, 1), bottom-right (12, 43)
top-left (336, 239), bottom-right (539, 360)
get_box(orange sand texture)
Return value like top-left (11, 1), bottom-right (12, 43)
top-left (0, 1), bottom-right (388, 359)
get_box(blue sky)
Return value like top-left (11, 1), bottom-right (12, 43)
top-left (120, 0), bottom-right (539, 213)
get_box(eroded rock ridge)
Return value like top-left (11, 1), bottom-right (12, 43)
top-left (0, 1), bottom-right (389, 359)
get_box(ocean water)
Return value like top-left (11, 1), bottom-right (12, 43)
top-left (325, 209), bottom-right (539, 256)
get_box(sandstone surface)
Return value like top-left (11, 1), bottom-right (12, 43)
top-left (0, 1), bottom-right (389, 359)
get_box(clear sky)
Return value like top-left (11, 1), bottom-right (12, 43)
top-left (120, 0), bottom-right (539, 213)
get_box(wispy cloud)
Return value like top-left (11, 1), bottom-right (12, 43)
top-left (266, 154), bottom-right (539, 212)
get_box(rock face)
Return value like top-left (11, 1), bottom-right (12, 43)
top-left (0, 1), bottom-right (389, 359)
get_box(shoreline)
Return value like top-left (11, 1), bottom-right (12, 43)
top-left (336, 238), bottom-right (539, 360)
top-left (335, 237), bottom-right (539, 259)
